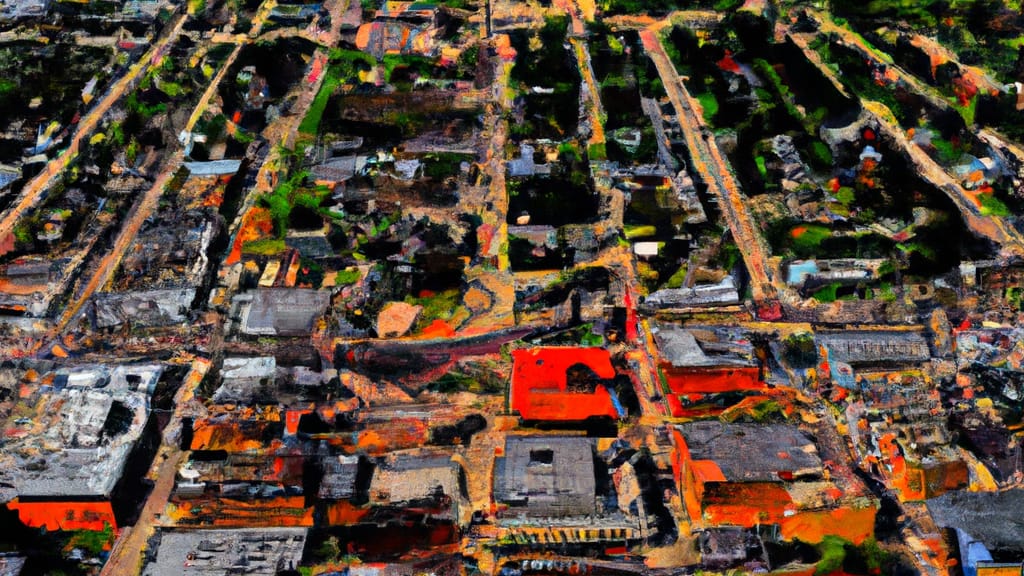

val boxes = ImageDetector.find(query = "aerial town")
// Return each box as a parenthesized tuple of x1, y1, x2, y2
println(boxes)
(0, 0, 1023, 574)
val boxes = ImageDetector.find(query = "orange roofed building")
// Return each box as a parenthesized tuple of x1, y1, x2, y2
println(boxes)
(672, 422, 876, 545)
(510, 347, 625, 422)
(653, 326, 766, 417)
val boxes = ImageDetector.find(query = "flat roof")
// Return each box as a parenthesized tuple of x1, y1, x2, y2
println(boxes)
(494, 436, 596, 518)
(242, 289, 331, 336)
(0, 365, 160, 499)
(818, 331, 930, 365)
(142, 528, 307, 576)
(675, 422, 823, 483)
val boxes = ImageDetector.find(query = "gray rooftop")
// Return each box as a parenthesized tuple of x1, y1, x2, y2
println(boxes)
(318, 455, 361, 500)
(214, 357, 276, 403)
(818, 331, 930, 365)
(643, 277, 739, 310)
(241, 289, 331, 336)
(370, 451, 463, 506)
(142, 528, 307, 576)
(494, 436, 596, 518)
(285, 235, 333, 259)
(0, 365, 160, 499)
(675, 422, 823, 482)
(92, 288, 195, 329)
(653, 328, 712, 367)
(311, 155, 366, 183)
(926, 489, 1024, 555)
(0, 556, 25, 576)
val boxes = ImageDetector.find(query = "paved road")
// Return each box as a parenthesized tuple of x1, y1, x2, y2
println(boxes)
(570, 37, 606, 148)
(184, 44, 243, 134)
(0, 13, 187, 255)
(49, 152, 183, 339)
(640, 28, 779, 305)
(47, 1, 272, 340)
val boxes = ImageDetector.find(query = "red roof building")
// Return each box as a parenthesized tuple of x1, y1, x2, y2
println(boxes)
(510, 347, 622, 421)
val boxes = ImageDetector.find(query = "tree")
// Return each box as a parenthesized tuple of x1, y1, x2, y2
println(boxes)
(783, 332, 817, 368)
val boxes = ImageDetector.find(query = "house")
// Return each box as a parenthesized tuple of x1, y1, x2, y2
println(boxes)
(268, 2, 320, 23)
(0, 164, 20, 191)
(213, 357, 277, 404)
(507, 143, 537, 177)
(0, 556, 25, 576)
(509, 347, 625, 422)
(3, 260, 51, 286)
(672, 421, 876, 544)
(508, 225, 557, 249)
(184, 159, 243, 177)
(356, 20, 435, 58)
(311, 155, 367, 187)
(785, 259, 887, 287)
(642, 276, 740, 310)
(652, 326, 763, 417)
(928, 489, 1024, 576)
(91, 288, 195, 329)
(319, 454, 371, 526)
(859, 145, 883, 164)
(955, 156, 1003, 189)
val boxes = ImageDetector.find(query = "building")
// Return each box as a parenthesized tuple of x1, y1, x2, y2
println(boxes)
(508, 143, 537, 178)
(142, 528, 307, 575)
(0, 556, 25, 576)
(652, 325, 764, 417)
(0, 164, 20, 191)
(91, 288, 196, 329)
(311, 155, 367, 187)
(494, 436, 596, 518)
(3, 261, 51, 286)
(184, 159, 243, 177)
(0, 365, 162, 531)
(319, 454, 371, 526)
(509, 347, 624, 422)
(369, 449, 468, 527)
(213, 356, 277, 404)
(818, 331, 931, 366)
(240, 288, 331, 336)
(493, 435, 645, 546)
(928, 489, 1024, 575)
(642, 276, 740, 311)
(672, 421, 876, 544)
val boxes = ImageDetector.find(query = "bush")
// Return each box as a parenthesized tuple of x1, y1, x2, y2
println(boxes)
(694, 91, 719, 124)
(812, 283, 840, 302)
(241, 238, 286, 255)
(808, 141, 833, 169)
(816, 536, 848, 575)
(335, 268, 361, 285)
(791, 224, 832, 257)
(978, 192, 1011, 217)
